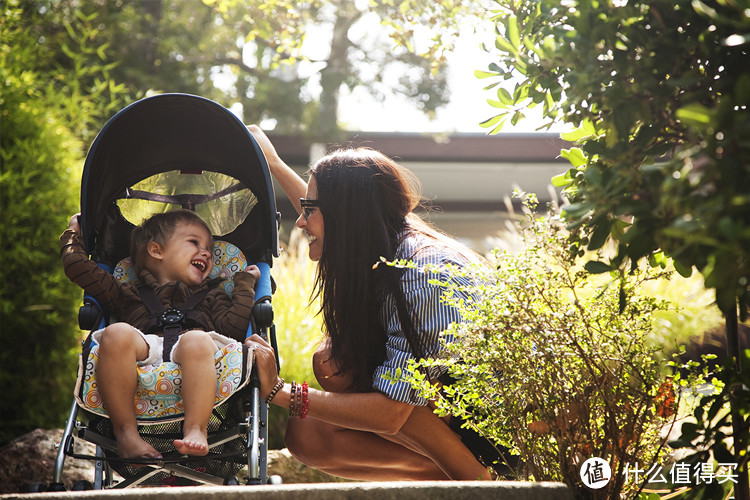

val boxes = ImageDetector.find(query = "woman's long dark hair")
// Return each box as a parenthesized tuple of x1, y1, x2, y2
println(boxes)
(310, 148, 469, 392)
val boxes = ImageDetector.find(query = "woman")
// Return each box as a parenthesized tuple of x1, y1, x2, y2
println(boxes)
(247, 125, 496, 480)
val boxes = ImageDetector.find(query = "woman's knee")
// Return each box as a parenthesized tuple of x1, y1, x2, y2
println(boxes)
(284, 419, 329, 467)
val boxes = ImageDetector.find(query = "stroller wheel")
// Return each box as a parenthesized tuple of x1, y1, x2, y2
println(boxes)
(267, 475, 283, 485)
(46, 482, 67, 492)
(27, 482, 47, 493)
(72, 480, 94, 491)
(223, 476, 241, 485)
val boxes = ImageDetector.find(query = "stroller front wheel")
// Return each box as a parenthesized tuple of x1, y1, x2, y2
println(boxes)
(72, 479, 94, 490)
(27, 482, 48, 493)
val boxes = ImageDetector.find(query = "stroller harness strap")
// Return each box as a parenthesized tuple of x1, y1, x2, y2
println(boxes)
(137, 281, 218, 362)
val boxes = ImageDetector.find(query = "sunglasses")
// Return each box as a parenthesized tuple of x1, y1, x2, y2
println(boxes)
(300, 198, 319, 220)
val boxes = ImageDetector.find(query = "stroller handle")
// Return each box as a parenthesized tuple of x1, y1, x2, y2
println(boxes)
(252, 261, 272, 304)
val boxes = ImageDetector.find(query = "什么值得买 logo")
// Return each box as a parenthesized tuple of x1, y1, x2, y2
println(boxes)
(580, 457, 612, 489)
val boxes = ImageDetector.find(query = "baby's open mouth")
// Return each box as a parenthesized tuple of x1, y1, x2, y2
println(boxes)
(191, 260, 207, 272)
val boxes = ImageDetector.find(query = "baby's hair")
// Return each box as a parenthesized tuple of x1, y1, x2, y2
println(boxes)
(130, 209, 212, 270)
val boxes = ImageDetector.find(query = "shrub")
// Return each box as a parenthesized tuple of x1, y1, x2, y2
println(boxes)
(407, 200, 705, 499)
(0, 2, 125, 444)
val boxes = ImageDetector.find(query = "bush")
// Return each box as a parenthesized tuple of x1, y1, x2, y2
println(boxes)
(0, 2, 125, 444)
(408, 200, 705, 499)
(0, 10, 84, 443)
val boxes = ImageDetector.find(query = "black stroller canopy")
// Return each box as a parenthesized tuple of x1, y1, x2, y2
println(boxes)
(80, 94, 278, 266)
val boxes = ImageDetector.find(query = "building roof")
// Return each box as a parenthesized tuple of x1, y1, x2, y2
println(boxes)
(269, 131, 570, 165)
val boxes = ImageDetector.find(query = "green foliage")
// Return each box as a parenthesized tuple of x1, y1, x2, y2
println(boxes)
(408, 201, 705, 499)
(671, 350, 750, 500)
(480, 0, 750, 317)
(641, 266, 723, 353)
(0, 1, 125, 444)
(481, 3, 750, 493)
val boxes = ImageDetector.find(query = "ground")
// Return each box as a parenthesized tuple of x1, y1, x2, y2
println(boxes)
(0, 428, 346, 493)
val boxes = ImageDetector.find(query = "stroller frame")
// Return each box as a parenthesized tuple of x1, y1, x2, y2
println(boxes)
(52, 305, 276, 488)
(46, 93, 281, 490)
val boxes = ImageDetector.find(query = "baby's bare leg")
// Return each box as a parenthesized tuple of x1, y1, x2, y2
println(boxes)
(96, 323, 162, 459)
(171, 330, 218, 456)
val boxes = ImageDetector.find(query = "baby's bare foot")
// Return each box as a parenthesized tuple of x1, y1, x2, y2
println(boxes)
(174, 429, 208, 456)
(116, 432, 162, 460)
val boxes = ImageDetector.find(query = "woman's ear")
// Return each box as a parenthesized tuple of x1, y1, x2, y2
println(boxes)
(147, 241, 163, 260)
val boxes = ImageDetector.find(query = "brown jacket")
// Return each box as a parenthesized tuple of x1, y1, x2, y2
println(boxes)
(60, 229, 257, 341)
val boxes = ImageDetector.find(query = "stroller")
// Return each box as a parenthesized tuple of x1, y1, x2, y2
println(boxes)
(44, 94, 281, 490)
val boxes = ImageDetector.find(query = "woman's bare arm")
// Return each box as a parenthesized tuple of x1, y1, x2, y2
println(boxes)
(247, 125, 308, 215)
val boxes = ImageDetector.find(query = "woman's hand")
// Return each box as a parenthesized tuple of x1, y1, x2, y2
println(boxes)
(68, 213, 81, 234)
(247, 124, 308, 211)
(247, 125, 282, 175)
(244, 334, 280, 400)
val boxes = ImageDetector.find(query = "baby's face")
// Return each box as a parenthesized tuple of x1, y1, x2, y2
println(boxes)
(154, 222, 213, 286)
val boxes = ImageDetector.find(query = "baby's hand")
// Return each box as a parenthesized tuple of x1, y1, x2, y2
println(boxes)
(243, 265, 261, 281)
(68, 213, 81, 234)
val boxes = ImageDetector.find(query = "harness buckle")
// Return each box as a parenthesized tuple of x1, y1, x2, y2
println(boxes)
(159, 308, 185, 326)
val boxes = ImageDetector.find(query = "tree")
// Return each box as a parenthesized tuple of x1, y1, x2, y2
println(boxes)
(24, 0, 234, 105)
(0, 1, 126, 444)
(28, 1, 479, 138)
(478, 0, 749, 496)
(207, 0, 483, 138)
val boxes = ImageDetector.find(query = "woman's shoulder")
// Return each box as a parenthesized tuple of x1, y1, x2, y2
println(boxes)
(397, 229, 478, 269)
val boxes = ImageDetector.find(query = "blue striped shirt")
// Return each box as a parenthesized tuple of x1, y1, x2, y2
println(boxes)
(372, 232, 477, 406)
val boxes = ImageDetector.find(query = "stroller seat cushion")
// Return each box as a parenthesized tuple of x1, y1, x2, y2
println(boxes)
(113, 240, 247, 297)
(75, 336, 250, 422)
(77, 240, 252, 422)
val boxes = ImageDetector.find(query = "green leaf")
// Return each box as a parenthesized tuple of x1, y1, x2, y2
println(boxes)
(551, 171, 573, 188)
(713, 443, 736, 463)
(681, 421, 700, 439)
(479, 114, 506, 129)
(584, 260, 612, 274)
(676, 103, 713, 126)
(692, 0, 719, 20)
(673, 260, 693, 278)
(506, 15, 521, 49)
(487, 99, 509, 109)
(561, 127, 591, 143)
(496, 87, 513, 105)
(511, 110, 525, 125)
(588, 221, 611, 251)
(495, 34, 515, 55)
(475, 69, 500, 79)
(488, 117, 508, 135)
(560, 147, 588, 168)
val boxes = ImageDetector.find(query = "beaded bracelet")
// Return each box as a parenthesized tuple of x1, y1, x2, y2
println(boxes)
(300, 381, 309, 420)
(265, 377, 284, 406)
(288, 380, 309, 418)
(289, 381, 298, 416)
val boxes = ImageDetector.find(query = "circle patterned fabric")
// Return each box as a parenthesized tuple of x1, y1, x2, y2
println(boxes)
(76, 341, 247, 422)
